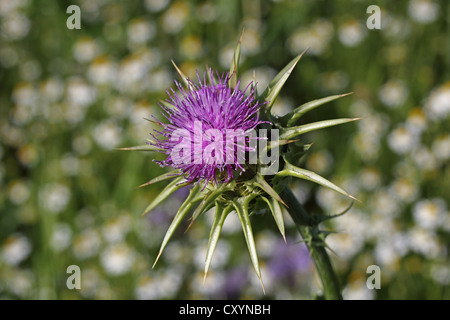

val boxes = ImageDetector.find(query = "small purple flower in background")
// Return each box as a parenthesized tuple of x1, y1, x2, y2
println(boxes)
(268, 239, 312, 283)
(146, 187, 190, 227)
(151, 71, 265, 186)
(222, 266, 249, 299)
(173, 185, 190, 200)
(146, 208, 171, 227)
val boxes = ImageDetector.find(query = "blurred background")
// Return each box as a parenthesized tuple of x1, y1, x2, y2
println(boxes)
(0, 0, 449, 300)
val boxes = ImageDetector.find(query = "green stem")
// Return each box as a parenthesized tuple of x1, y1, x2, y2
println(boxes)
(282, 187, 343, 300)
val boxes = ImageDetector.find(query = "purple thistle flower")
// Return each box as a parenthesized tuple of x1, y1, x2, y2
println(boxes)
(122, 42, 357, 295)
(151, 71, 265, 186)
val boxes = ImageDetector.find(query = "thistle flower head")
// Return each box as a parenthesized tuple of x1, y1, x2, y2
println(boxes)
(152, 71, 265, 186)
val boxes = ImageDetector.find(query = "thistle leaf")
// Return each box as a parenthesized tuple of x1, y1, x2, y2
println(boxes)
(137, 170, 181, 188)
(152, 185, 202, 268)
(276, 162, 359, 201)
(116, 145, 161, 151)
(141, 176, 187, 216)
(261, 196, 285, 242)
(283, 93, 353, 126)
(254, 173, 287, 207)
(280, 118, 361, 140)
(261, 49, 308, 111)
(228, 30, 244, 89)
(204, 203, 233, 282)
(232, 196, 264, 293)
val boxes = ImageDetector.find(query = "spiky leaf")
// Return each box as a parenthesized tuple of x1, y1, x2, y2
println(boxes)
(232, 195, 264, 292)
(204, 203, 233, 281)
(280, 118, 361, 140)
(152, 185, 202, 267)
(138, 170, 181, 188)
(117, 145, 161, 151)
(189, 184, 230, 223)
(171, 60, 191, 89)
(141, 176, 187, 216)
(261, 49, 308, 111)
(254, 173, 287, 207)
(283, 93, 353, 126)
(261, 196, 285, 241)
(277, 161, 358, 201)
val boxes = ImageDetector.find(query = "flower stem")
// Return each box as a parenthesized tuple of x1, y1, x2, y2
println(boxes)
(282, 187, 343, 300)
